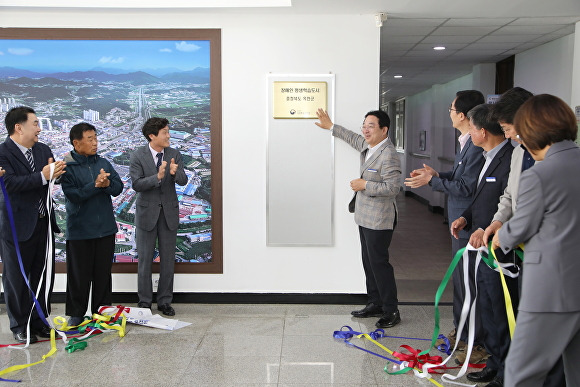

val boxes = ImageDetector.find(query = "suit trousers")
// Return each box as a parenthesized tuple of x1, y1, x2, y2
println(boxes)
(505, 310, 580, 387)
(358, 226, 398, 314)
(477, 259, 519, 377)
(516, 265, 566, 387)
(136, 208, 176, 306)
(452, 239, 484, 344)
(65, 234, 115, 317)
(1, 216, 54, 333)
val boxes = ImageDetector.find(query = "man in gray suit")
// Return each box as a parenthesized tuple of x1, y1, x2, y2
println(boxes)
(492, 95, 580, 387)
(315, 108, 402, 328)
(130, 117, 188, 316)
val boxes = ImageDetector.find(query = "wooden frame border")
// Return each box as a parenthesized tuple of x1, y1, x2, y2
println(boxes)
(0, 28, 223, 274)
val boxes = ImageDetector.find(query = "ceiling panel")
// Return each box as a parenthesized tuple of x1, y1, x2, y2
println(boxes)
(442, 18, 516, 27)
(380, 6, 580, 102)
(493, 24, 569, 34)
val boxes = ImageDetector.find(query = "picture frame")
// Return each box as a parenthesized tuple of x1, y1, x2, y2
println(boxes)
(0, 28, 223, 274)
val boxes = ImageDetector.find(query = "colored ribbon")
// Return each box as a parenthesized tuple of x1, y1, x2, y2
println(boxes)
(489, 243, 520, 338)
(0, 327, 57, 382)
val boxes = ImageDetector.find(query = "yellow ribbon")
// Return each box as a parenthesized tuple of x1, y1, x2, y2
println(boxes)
(490, 247, 517, 338)
(0, 329, 57, 378)
(356, 333, 445, 387)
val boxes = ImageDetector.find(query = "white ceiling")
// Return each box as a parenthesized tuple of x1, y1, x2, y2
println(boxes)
(2, 0, 580, 102)
(379, 15, 578, 101)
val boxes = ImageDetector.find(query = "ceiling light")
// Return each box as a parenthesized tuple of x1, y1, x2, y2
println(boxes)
(433, 46, 446, 50)
(394, 75, 403, 78)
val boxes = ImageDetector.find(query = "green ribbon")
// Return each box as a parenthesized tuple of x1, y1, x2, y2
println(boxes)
(418, 243, 524, 359)
(65, 338, 88, 353)
(418, 246, 465, 358)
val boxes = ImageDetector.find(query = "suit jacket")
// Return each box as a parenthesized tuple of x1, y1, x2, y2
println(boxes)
(130, 145, 188, 231)
(0, 137, 59, 241)
(499, 140, 580, 313)
(461, 140, 513, 232)
(332, 125, 401, 230)
(492, 144, 524, 224)
(431, 137, 484, 239)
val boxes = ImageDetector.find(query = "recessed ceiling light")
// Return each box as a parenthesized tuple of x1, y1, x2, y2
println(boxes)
(433, 46, 446, 50)
(394, 75, 403, 79)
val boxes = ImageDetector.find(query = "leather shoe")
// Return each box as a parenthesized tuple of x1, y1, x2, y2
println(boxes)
(351, 303, 383, 318)
(466, 367, 498, 383)
(157, 303, 175, 316)
(33, 326, 52, 338)
(137, 302, 151, 309)
(485, 376, 504, 387)
(375, 310, 401, 328)
(13, 331, 38, 344)
(68, 316, 85, 327)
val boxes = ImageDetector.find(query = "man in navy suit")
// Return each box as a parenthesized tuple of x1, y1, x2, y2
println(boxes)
(0, 106, 66, 343)
(405, 90, 485, 358)
(451, 104, 517, 387)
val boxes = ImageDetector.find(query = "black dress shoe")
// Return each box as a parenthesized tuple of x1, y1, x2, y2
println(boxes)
(13, 331, 38, 344)
(485, 376, 504, 387)
(137, 302, 151, 309)
(68, 316, 85, 327)
(375, 310, 401, 328)
(466, 367, 498, 383)
(157, 304, 175, 316)
(33, 326, 52, 338)
(351, 303, 383, 318)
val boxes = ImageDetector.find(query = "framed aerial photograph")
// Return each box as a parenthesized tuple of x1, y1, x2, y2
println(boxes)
(0, 28, 222, 274)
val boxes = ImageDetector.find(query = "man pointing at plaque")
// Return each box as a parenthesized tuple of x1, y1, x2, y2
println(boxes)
(315, 108, 402, 328)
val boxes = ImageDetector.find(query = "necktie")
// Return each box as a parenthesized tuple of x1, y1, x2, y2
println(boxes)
(26, 149, 46, 216)
(25, 148, 35, 170)
(521, 147, 535, 172)
(156, 153, 163, 169)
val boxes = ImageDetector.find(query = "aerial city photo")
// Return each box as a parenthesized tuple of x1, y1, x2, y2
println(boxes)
(0, 39, 213, 264)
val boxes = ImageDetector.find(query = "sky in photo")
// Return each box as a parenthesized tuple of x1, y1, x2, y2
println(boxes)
(0, 39, 210, 73)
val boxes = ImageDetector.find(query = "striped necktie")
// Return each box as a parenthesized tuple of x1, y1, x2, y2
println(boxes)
(26, 149, 46, 216)
(156, 153, 163, 169)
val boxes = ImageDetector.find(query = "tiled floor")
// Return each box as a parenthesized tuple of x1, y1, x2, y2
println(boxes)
(0, 195, 480, 385)
(0, 303, 482, 386)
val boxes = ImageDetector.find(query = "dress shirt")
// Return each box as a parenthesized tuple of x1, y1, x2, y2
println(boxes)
(478, 139, 508, 184)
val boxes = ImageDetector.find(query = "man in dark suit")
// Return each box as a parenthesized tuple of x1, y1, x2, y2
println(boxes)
(405, 90, 486, 358)
(0, 106, 66, 343)
(130, 117, 187, 316)
(451, 104, 516, 387)
(315, 108, 402, 329)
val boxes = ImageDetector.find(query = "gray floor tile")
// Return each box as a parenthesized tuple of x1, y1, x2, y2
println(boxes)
(0, 196, 465, 385)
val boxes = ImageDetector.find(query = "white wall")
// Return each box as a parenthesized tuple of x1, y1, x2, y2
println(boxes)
(403, 74, 474, 208)
(572, 22, 580, 110)
(1, 9, 380, 293)
(515, 34, 575, 104)
(403, 32, 578, 209)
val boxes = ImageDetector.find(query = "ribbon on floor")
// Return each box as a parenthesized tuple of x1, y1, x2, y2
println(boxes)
(0, 327, 58, 382)
(0, 307, 127, 381)
(334, 326, 477, 386)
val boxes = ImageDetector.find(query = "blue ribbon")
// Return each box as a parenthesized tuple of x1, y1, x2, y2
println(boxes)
(333, 326, 401, 363)
(0, 177, 51, 328)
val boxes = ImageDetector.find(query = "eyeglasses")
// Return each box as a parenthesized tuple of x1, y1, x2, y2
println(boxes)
(500, 125, 513, 133)
(360, 124, 378, 131)
(448, 106, 459, 113)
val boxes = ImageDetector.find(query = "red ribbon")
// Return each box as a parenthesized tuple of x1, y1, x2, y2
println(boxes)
(392, 345, 484, 373)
